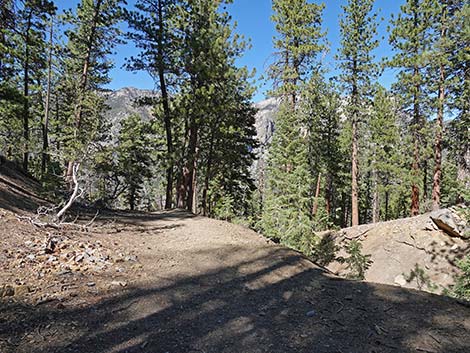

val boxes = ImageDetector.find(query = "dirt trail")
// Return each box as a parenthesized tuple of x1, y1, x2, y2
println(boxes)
(1, 210, 470, 353)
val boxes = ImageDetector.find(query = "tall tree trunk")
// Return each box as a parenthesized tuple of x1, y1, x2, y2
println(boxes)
(411, 65, 421, 216)
(186, 120, 198, 213)
(410, 8, 421, 217)
(432, 6, 447, 211)
(41, 16, 53, 178)
(202, 126, 219, 216)
(372, 167, 379, 223)
(351, 75, 359, 226)
(324, 174, 331, 217)
(312, 172, 321, 217)
(384, 189, 389, 221)
(156, 0, 174, 209)
(22, 12, 32, 173)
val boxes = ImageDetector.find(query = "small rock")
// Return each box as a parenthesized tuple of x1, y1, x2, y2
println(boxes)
(394, 274, 407, 286)
(306, 310, 316, 317)
(110, 281, 127, 287)
(283, 291, 293, 300)
(86, 282, 95, 287)
(124, 255, 137, 262)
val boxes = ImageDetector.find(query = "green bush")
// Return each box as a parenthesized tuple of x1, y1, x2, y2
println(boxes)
(344, 241, 372, 280)
(449, 256, 470, 300)
(404, 264, 437, 292)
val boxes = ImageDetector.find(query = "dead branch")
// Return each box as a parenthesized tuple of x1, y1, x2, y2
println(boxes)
(56, 163, 80, 220)
(15, 214, 59, 229)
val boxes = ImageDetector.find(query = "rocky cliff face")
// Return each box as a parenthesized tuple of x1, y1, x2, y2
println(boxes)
(104, 87, 279, 161)
(103, 87, 155, 138)
(253, 97, 278, 147)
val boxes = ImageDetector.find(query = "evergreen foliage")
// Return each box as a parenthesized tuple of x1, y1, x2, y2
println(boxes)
(116, 114, 154, 210)
(260, 0, 327, 250)
(388, 0, 437, 216)
(337, 0, 379, 226)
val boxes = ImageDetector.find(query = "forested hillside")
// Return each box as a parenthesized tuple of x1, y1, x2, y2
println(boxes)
(0, 1, 468, 258)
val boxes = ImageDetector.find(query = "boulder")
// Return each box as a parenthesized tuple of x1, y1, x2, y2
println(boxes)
(430, 208, 469, 239)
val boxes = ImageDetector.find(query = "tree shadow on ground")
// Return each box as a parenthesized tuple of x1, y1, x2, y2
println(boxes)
(93, 209, 196, 226)
(1, 246, 469, 353)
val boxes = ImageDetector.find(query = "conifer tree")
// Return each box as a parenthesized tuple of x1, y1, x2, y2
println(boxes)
(388, 0, 436, 216)
(16, 0, 56, 172)
(125, 0, 180, 209)
(261, 0, 326, 248)
(269, 0, 326, 105)
(302, 77, 343, 228)
(61, 0, 124, 186)
(174, 0, 256, 213)
(0, 0, 24, 160)
(368, 86, 408, 221)
(116, 114, 153, 210)
(337, 0, 378, 226)
(446, 2, 469, 200)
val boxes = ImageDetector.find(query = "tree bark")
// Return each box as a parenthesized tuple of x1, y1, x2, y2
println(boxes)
(410, 63, 421, 216)
(410, 10, 421, 217)
(186, 120, 198, 213)
(41, 16, 53, 178)
(432, 6, 447, 211)
(351, 66, 359, 226)
(22, 11, 32, 173)
(312, 172, 321, 217)
(156, 0, 174, 209)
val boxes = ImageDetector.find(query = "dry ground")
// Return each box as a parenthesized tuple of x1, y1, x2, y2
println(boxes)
(1, 208, 470, 353)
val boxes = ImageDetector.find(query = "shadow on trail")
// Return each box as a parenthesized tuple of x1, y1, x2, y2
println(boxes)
(1, 246, 469, 353)
(93, 208, 196, 226)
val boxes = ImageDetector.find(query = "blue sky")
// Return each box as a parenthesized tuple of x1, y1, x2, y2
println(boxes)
(57, 0, 405, 102)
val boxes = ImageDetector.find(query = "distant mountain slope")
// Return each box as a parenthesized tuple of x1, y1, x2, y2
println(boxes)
(103, 87, 155, 137)
(104, 88, 279, 176)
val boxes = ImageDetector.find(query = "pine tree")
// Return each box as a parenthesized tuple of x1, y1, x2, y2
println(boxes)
(261, 0, 326, 247)
(61, 0, 124, 187)
(447, 2, 469, 200)
(125, 0, 180, 209)
(269, 0, 326, 105)
(16, 0, 56, 173)
(116, 114, 153, 210)
(388, 0, 437, 216)
(199, 66, 258, 218)
(368, 86, 408, 221)
(337, 0, 379, 226)
(173, 0, 257, 213)
(302, 76, 343, 228)
(261, 103, 313, 247)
